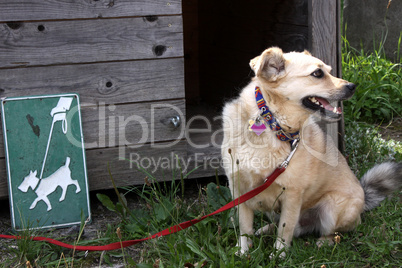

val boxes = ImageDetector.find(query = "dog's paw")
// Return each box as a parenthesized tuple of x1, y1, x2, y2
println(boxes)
(269, 250, 286, 259)
(255, 223, 275, 236)
(316, 235, 335, 248)
(235, 244, 252, 256)
(270, 238, 287, 259)
(235, 237, 252, 256)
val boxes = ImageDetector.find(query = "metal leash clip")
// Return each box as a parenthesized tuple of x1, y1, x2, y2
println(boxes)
(279, 138, 300, 169)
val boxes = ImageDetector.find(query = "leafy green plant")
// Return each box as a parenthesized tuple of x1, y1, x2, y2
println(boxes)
(342, 35, 402, 124)
(344, 122, 402, 177)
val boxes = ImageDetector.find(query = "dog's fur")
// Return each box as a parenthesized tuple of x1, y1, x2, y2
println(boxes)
(221, 47, 402, 256)
(18, 157, 81, 211)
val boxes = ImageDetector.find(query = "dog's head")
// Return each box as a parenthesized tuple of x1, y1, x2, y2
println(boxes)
(18, 170, 39, 192)
(250, 47, 355, 122)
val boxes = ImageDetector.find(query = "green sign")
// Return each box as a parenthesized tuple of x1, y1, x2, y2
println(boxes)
(1, 94, 91, 230)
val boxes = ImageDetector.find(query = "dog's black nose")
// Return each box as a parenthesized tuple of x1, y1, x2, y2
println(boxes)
(346, 83, 356, 92)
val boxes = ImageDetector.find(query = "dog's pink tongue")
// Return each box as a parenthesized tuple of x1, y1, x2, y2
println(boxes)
(315, 97, 341, 113)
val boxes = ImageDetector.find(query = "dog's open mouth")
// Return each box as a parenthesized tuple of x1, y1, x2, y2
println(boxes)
(302, 96, 342, 120)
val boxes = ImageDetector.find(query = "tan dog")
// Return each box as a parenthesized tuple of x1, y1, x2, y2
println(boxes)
(221, 47, 401, 257)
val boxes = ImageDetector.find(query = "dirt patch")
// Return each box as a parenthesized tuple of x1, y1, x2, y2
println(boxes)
(377, 117, 402, 142)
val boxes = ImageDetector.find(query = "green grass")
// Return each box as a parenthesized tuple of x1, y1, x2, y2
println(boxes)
(93, 170, 400, 268)
(93, 142, 401, 268)
(3, 164, 399, 267)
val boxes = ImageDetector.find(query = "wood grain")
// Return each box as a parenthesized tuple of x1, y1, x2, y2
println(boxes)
(0, 0, 182, 21)
(186, 104, 224, 178)
(0, 58, 184, 104)
(81, 99, 186, 150)
(308, 0, 341, 149)
(0, 16, 183, 68)
(308, 0, 338, 73)
(86, 140, 187, 191)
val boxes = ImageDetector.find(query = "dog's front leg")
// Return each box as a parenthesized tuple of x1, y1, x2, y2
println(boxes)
(237, 203, 254, 254)
(272, 192, 302, 258)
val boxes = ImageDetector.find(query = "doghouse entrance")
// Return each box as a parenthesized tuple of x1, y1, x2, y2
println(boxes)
(183, 0, 310, 178)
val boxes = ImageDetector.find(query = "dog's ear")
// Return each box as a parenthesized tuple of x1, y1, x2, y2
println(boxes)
(303, 50, 312, 56)
(33, 170, 37, 176)
(249, 47, 285, 81)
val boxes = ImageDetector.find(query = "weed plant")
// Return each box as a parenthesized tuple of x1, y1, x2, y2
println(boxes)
(341, 34, 401, 124)
(344, 123, 402, 178)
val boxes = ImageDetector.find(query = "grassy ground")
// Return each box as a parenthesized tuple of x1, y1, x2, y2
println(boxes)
(93, 176, 401, 268)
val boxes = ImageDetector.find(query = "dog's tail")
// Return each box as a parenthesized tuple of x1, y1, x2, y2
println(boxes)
(360, 162, 402, 211)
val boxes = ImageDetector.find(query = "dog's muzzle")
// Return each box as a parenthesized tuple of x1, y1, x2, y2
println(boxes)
(301, 83, 356, 121)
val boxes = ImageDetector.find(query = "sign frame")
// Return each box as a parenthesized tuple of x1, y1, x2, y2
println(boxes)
(1, 93, 91, 231)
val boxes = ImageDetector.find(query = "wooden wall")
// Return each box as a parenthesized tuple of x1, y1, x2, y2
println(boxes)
(0, 0, 185, 197)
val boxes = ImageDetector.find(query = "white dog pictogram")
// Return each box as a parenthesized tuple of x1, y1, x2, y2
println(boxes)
(18, 157, 81, 211)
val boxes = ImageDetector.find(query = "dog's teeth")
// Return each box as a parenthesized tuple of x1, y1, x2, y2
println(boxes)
(309, 97, 320, 105)
(332, 107, 341, 114)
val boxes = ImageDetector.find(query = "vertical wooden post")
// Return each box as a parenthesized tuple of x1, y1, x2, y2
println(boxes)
(308, 0, 344, 152)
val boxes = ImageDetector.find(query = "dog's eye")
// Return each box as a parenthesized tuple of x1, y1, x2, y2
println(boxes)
(311, 69, 324, 78)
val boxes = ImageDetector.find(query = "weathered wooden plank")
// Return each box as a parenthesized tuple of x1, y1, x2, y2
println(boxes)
(86, 140, 187, 191)
(0, 0, 182, 22)
(0, 58, 184, 104)
(0, 99, 186, 157)
(308, 0, 341, 149)
(308, 0, 338, 72)
(0, 140, 187, 198)
(81, 99, 186, 150)
(0, 160, 10, 198)
(186, 104, 224, 178)
(0, 16, 183, 68)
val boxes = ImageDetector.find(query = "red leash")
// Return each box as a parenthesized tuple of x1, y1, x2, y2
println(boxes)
(0, 167, 286, 251)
